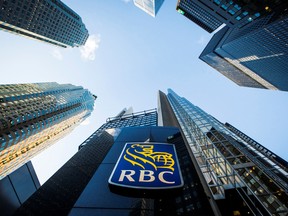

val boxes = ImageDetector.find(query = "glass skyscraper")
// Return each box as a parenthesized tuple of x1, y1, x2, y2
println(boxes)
(176, 0, 288, 91)
(15, 89, 287, 216)
(167, 89, 288, 215)
(200, 11, 288, 91)
(0, 82, 96, 179)
(133, 0, 165, 17)
(0, 0, 89, 48)
(176, 0, 285, 33)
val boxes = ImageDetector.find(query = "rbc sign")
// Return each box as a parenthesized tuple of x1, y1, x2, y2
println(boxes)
(109, 143, 183, 189)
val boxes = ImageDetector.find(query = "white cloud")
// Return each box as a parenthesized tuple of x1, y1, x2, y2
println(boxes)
(122, 0, 132, 3)
(80, 34, 101, 61)
(196, 36, 207, 45)
(51, 48, 63, 60)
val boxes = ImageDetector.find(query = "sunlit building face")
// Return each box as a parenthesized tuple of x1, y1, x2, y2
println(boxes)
(0, 82, 95, 179)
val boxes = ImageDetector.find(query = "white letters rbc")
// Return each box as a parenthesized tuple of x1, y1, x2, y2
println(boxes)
(119, 170, 175, 184)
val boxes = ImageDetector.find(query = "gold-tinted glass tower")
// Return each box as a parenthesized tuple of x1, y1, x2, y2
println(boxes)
(0, 82, 96, 179)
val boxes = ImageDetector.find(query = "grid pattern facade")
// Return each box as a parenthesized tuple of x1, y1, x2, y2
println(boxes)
(15, 131, 115, 216)
(133, 0, 165, 17)
(200, 8, 288, 91)
(176, 0, 266, 33)
(177, 0, 223, 33)
(215, 15, 288, 91)
(0, 82, 95, 179)
(199, 26, 268, 89)
(158, 132, 214, 215)
(79, 109, 157, 149)
(225, 122, 288, 174)
(0, 0, 89, 48)
(223, 13, 274, 43)
(167, 89, 288, 215)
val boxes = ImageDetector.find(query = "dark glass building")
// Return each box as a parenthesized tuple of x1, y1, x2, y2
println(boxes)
(0, 0, 89, 48)
(176, 1, 288, 91)
(15, 107, 214, 215)
(0, 82, 96, 179)
(167, 89, 288, 215)
(200, 11, 288, 91)
(0, 161, 40, 216)
(176, 0, 285, 33)
(15, 89, 288, 215)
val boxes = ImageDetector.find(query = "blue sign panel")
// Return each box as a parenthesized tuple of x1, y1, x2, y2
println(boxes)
(109, 142, 183, 189)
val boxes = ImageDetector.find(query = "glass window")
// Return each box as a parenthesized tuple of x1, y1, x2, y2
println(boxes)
(234, 4, 241, 10)
(243, 11, 248, 16)
(221, 4, 228, 10)
(228, 9, 235, 15)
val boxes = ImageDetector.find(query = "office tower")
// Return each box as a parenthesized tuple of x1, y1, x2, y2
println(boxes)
(0, 0, 89, 48)
(16, 107, 214, 215)
(167, 89, 288, 215)
(200, 11, 288, 91)
(133, 0, 165, 17)
(177, 0, 288, 90)
(0, 161, 40, 216)
(176, 0, 283, 33)
(16, 89, 288, 216)
(0, 82, 96, 179)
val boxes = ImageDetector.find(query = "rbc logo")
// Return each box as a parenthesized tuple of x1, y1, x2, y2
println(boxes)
(109, 143, 183, 189)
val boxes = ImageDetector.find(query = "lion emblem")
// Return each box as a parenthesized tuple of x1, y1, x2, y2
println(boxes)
(123, 144, 175, 171)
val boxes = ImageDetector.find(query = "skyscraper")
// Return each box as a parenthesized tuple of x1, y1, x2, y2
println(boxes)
(16, 107, 214, 215)
(199, 11, 288, 91)
(133, 0, 165, 17)
(175, 1, 288, 91)
(176, 0, 282, 33)
(167, 89, 288, 215)
(15, 89, 287, 216)
(0, 0, 89, 48)
(199, 26, 270, 89)
(0, 82, 96, 179)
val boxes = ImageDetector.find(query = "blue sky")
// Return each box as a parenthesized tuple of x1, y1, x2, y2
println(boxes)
(1, 0, 287, 184)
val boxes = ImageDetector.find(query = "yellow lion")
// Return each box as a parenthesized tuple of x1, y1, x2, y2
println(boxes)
(123, 144, 175, 171)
